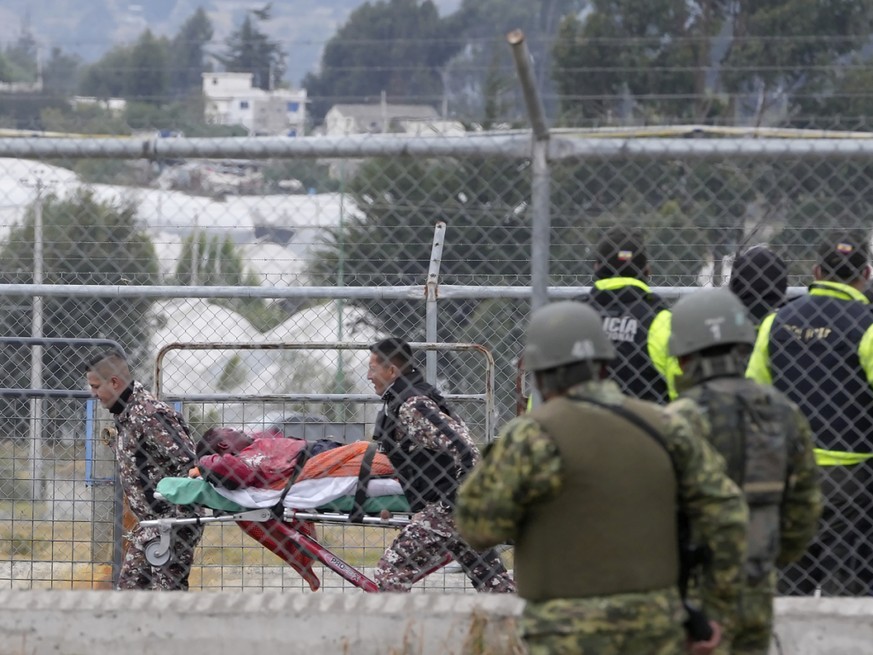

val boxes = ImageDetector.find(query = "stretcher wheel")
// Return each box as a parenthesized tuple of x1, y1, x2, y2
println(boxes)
(144, 538, 171, 566)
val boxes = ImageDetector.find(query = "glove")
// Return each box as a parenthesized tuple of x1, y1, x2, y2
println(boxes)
(686, 620, 722, 655)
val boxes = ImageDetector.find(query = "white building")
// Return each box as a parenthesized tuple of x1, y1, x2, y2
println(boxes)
(70, 96, 127, 116)
(323, 103, 465, 137)
(202, 72, 307, 136)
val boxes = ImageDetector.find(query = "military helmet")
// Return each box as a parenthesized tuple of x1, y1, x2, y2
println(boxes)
(524, 301, 615, 372)
(669, 288, 756, 357)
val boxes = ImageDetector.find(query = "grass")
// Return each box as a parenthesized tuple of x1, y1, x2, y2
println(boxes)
(1, 498, 404, 590)
(0, 441, 513, 590)
(196, 521, 397, 568)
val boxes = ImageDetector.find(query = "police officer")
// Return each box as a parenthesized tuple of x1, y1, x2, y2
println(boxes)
(669, 288, 821, 654)
(728, 245, 789, 329)
(85, 350, 203, 590)
(456, 301, 747, 655)
(367, 337, 515, 593)
(581, 226, 680, 403)
(747, 233, 873, 595)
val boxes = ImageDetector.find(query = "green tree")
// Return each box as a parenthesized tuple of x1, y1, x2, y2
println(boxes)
(42, 47, 82, 97)
(792, 57, 873, 130)
(551, 0, 873, 127)
(79, 45, 133, 98)
(0, 93, 68, 131)
(303, 0, 461, 124)
(0, 52, 14, 83)
(725, 1, 873, 126)
(443, 0, 582, 123)
(126, 30, 171, 104)
(40, 104, 131, 136)
(0, 189, 159, 440)
(763, 160, 873, 279)
(169, 8, 214, 98)
(218, 5, 286, 91)
(78, 9, 216, 104)
(175, 232, 286, 332)
(551, 0, 720, 125)
(4, 27, 38, 83)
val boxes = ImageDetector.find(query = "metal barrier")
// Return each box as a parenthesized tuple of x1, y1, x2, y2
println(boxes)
(0, 337, 126, 589)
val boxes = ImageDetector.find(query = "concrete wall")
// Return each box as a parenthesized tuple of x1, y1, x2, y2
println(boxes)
(0, 591, 870, 655)
(770, 597, 873, 655)
(0, 591, 525, 655)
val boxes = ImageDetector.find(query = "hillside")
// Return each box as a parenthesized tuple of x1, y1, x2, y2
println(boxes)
(0, 0, 462, 87)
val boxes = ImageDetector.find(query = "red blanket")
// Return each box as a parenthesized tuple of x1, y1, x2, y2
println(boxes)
(198, 438, 395, 490)
(199, 436, 308, 490)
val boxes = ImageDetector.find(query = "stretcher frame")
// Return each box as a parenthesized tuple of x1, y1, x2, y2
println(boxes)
(148, 340, 493, 591)
(140, 504, 453, 592)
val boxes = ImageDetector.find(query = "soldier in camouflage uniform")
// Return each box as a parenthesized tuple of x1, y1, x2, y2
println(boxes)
(367, 337, 515, 593)
(456, 301, 747, 655)
(668, 288, 822, 654)
(86, 350, 203, 590)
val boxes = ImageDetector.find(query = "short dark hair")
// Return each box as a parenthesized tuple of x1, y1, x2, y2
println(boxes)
(85, 349, 130, 380)
(595, 226, 648, 279)
(818, 232, 869, 282)
(196, 427, 254, 459)
(369, 337, 414, 373)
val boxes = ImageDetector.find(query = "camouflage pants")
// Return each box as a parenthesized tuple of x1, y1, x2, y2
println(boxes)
(117, 523, 204, 590)
(729, 574, 776, 655)
(521, 588, 686, 655)
(375, 501, 516, 592)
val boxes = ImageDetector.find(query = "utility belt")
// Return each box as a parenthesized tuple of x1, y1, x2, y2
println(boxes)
(814, 449, 873, 466)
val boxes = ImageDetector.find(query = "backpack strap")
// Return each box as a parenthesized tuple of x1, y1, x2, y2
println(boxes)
(275, 442, 314, 515)
(577, 395, 677, 477)
(349, 442, 379, 523)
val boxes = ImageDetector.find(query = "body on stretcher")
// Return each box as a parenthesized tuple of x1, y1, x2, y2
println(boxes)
(140, 475, 454, 592)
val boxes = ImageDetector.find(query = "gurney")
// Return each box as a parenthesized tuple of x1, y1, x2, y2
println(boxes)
(139, 442, 452, 592)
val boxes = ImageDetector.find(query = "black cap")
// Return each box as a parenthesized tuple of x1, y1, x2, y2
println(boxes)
(369, 337, 414, 372)
(729, 245, 788, 324)
(818, 233, 869, 282)
(595, 226, 648, 279)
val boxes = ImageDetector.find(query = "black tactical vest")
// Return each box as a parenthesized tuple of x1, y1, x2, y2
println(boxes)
(682, 377, 792, 581)
(373, 371, 475, 512)
(769, 291, 873, 454)
(583, 284, 670, 403)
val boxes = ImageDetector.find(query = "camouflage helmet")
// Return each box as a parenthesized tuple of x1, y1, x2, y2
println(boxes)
(669, 288, 756, 357)
(524, 301, 615, 372)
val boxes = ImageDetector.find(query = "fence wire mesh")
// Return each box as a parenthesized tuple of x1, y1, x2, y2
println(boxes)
(0, 131, 869, 595)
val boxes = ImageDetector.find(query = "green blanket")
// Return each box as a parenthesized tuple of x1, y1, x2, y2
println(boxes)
(158, 477, 245, 512)
(156, 477, 411, 514)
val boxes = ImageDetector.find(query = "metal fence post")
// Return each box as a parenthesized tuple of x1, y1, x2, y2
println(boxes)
(425, 222, 447, 385)
(508, 29, 551, 312)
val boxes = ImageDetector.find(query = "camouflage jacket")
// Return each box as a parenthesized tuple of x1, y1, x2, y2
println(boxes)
(374, 374, 480, 509)
(456, 379, 747, 627)
(670, 377, 822, 572)
(110, 381, 198, 522)
(396, 395, 481, 471)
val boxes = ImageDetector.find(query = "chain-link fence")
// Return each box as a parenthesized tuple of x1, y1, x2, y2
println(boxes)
(1, 125, 872, 594)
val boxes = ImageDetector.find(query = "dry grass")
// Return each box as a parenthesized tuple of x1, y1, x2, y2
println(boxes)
(195, 521, 397, 568)
(1, 440, 480, 590)
(1, 499, 404, 589)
